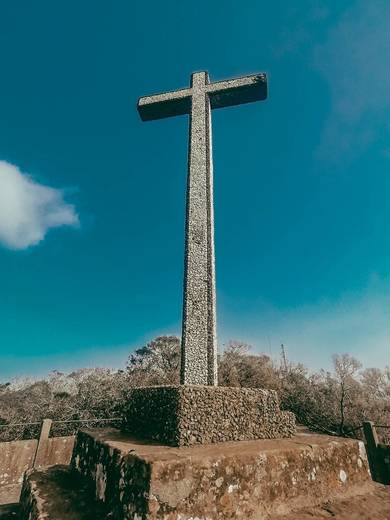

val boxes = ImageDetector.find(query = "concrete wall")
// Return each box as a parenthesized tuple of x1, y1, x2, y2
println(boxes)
(377, 443, 390, 485)
(34, 436, 75, 469)
(0, 440, 37, 487)
(363, 422, 390, 485)
(0, 436, 75, 505)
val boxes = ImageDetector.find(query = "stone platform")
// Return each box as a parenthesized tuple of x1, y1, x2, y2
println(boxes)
(68, 428, 372, 519)
(122, 385, 295, 446)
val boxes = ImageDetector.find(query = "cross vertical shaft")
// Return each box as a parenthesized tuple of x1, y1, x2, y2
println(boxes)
(137, 70, 267, 386)
(181, 72, 217, 385)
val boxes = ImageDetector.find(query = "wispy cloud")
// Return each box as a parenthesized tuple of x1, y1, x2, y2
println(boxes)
(272, 1, 390, 162)
(313, 1, 390, 162)
(0, 161, 79, 250)
(220, 274, 390, 371)
(270, 3, 330, 58)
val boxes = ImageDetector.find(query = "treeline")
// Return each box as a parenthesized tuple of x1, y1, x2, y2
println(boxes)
(0, 336, 389, 442)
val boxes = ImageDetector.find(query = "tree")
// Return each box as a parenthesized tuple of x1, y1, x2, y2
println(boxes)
(332, 354, 362, 435)
(0, 368, 128, 441)
(361, 367, 390, 400)
(48, 370, 78, 397)
(218, 341, 280, 389)
(126, 336, 180, 386)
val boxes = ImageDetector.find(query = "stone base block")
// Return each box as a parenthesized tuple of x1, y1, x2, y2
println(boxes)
(122, 385, 295, 446)
(72, 428, 372, 519)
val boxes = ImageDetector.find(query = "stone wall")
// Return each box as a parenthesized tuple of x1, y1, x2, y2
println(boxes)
(72, 430, 151, 518)
(122, 385, 295, 446)
(0, 436, 75, 505)
(0, 440, 37, 489)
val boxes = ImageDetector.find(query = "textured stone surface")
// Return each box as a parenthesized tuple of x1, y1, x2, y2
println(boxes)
(122, 385, 295, 446)
(19, 465, 105, 520)
(71, 428, 373, 519)
(181, 71, 217, 387)
(138, 71, 267, 386)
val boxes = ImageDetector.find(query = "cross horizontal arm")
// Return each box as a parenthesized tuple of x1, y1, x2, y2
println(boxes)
(138, 87, 192, 121)
(207, 73, 267, 110)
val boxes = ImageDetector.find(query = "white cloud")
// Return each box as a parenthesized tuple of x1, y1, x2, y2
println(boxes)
(0, 160, 79, 250)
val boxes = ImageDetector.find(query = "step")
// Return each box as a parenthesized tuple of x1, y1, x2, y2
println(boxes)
(19, 465, 105, 520)
(70, 427, 373, 519)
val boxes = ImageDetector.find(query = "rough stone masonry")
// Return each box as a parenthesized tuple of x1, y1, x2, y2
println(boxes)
(67, 428, 372, 519)
(138, 71, 267, 386)
(123, 385, 295, 446)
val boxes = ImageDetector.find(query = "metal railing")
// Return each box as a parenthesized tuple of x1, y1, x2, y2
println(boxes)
(0, 417, 123, 443)
(0, 417, 122, 428)
(345, 422, 390, 439)
(0, 417, 124, 468)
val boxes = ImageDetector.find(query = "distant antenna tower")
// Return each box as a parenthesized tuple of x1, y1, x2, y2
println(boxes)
(267, 334, 272, 357)
(281, 343, 288, 372)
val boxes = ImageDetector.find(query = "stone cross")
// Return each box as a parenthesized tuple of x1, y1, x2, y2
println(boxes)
(138, 71, 267, 386)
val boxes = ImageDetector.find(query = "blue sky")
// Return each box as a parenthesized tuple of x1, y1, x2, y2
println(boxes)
(1, 0, 390, 380)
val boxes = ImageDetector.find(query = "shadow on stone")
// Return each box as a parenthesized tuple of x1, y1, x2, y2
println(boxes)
(0, 504, 19, 520)
(19, 465, 105, 520)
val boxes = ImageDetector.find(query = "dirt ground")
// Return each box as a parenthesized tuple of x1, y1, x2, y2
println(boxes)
(276, 484, 390, 519)
(1, 487, 390, 519)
